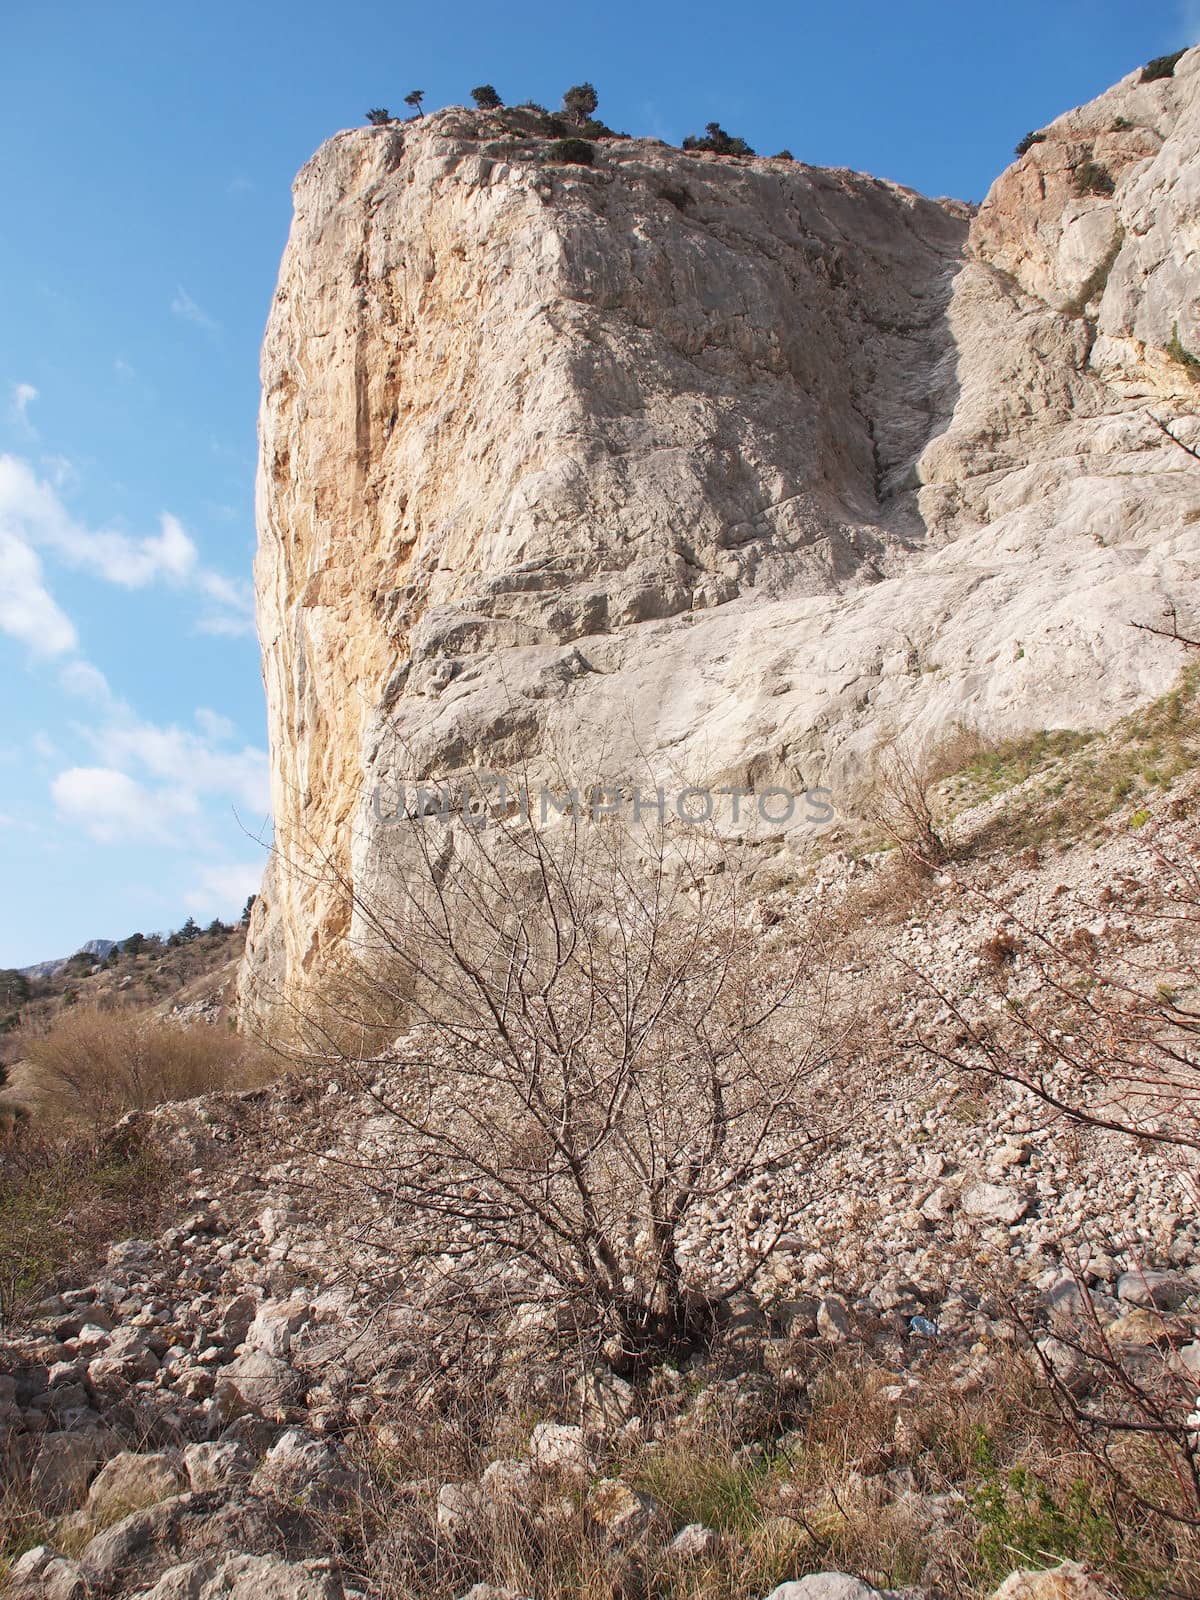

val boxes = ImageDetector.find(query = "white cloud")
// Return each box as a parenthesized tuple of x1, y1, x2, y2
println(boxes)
(40, 454, 77, 491)
(32, 732, 58, 760)
(195, 707, 236, 742)
(60, 659, 114, 704)
(184, 860, 263, 918)
(10, 383, 38, 433)
(0, 529, 77, 655)
(50, 665, 270, 860)
(171, 286, 219, 333)
(0, 453, 252, 632)
(114, 357, 136, 380)
(50, 695, 268, 861)
(51, 766, 196, 844)
(92, 716, 269, 813)
(195, 611, 256, 639)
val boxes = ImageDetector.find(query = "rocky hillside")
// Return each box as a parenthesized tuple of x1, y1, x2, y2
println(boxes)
(1, 926, 246, 1081)
(5, 735, 1199, 1597)
(243, 52, 1200, 1020)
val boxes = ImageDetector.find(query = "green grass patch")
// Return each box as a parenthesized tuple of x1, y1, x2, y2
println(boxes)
(971, 1461, 1169, 1597)
(634, 1441, 777, 1538)
(950, 728, 1096, 801)
(1167, 321, 1200, 381)
(939, 665, 1199, 854)
(0, 1134, 168, 1326)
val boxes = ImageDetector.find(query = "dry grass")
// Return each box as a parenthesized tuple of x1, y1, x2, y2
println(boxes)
(14, 1005, 275, 1129)
(0, 925, 247, 1077)
(0, 1005, 277, 1326)
(306, 1337, 1200, 1600)
(0, 1125, 170, 1326)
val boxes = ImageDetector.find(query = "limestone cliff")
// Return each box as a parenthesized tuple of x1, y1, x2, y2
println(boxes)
(243, 57, 1200, 1016)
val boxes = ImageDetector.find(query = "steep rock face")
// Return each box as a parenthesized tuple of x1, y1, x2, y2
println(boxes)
(243, 60, 1200, 1017)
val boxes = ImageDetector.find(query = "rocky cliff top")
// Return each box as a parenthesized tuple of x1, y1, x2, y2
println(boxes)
(243, 52, 1200, 1020)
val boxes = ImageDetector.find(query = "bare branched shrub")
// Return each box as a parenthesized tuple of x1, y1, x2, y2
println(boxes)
(869, 729, 984, 872)
(18, 1007, 272, 1129)
(914, 805, 1200, 1530)
(1012, 1281, 1200, 1539)
(290, 805, 854, 1364)
(918, 815, 1200, 1167)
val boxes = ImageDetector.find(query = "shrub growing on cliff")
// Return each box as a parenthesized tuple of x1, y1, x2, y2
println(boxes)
(561, 81, 599, 125)
(546, 137, 594, 166)
(1014, 129, 1047, 157)
(1167, 320, 1200, 380)
(869, 734, 974, 870)
(404, 89, 425, 117)
(470, 84, 503, 109)
(365, 107, 393, 126)
(1141, 48, 1187, 83)
(682, 121, 755, 156)
(1073, 157, 1115, 197)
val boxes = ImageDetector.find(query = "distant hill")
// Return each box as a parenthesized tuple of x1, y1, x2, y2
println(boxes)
(20, 939, 117, 981)
(1, 924, 248, 1071)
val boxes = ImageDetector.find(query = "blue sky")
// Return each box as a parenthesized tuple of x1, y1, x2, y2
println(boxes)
(0, 1, 1191, 967)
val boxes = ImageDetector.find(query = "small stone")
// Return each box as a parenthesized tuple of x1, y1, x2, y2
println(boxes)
(479, 1458, 535, 1506)
(1115, 1270, 1196, 1312)
(106, 1239, 155, 1267)
(1104, 1309, 1193, 1348)
(586, 1478, 663, 1546)
(1033, 1338, 1091, 1396)
(456, 1587, 533, 1600)
(23, 1430, 107, 1511)
(246, 1298, 309, 1358)
(960, 1183, 1029, 1226)
(216, 1293, 258, 1346)
(85, 1452, 184, 1522)
(529, 1421, 594, 1479)
(182, 1440, 252, 1491)
(668, 1523, 720, 1559)
(437, 1481, 482, 1537)
(578, 1370, 638, 1431)
(987, 1559, 1112, 1599)
(216, 1348, 300, 1419)
(251, 1429, 357, 1508)
(765, 1577, 883, 1600)
(138, 1553, 345, 1599)
(777, 1296, 819, 1338)
(817, 1296, 851, 1341)
(6, 1544, 87, 1600)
